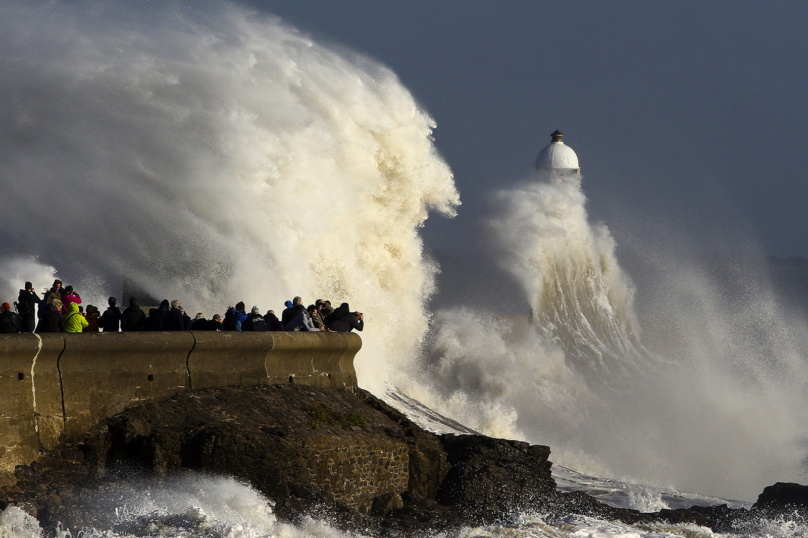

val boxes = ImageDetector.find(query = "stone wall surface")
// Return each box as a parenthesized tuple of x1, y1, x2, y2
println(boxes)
(59, 332, 195, 439)
(268, 331, 360, 387)
(0, 331, 361, 482)
(300, 432, 409, 511)
(188, 331, 360, 389)
(31, 335, 67, 453)
(188, 331, 274, 390)
(0, 335, 41, 485)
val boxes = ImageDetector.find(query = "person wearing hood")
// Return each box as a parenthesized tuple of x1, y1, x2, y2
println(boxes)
(324, 303, 364, 333)
(286, 305, 324, 332)
(280, 300, 293, 328)
(17, 282, 40, 333)
(281, 297, 306, 329)
(263, 310, 284, 331)
(0, 303, 20, 333)
(121, 297, 146, 331)
(63, 302, 89, 333)
(225, 302, 249, 331)
(243, 306, 268, 331)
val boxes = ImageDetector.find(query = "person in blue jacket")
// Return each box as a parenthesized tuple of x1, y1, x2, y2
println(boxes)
(225, 302, 249, 330)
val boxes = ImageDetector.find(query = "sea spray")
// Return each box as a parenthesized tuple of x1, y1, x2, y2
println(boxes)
(0, 259, 58, 306)
(0, 0, 459, 394)
(418, 177, 643, 475)
(23, 474, 366, 538)
(489, 178, 647, 380)
(0, 507, 43, 538)
(424, 173, 808, 501)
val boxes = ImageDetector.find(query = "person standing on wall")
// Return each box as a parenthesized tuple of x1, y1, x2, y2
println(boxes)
(224, 302, 249, 331)
(17, 281, 39, 333)
(0, 303, 20, 333)
(120, 297, 146, 331)
(63, 302, 89, 333)
(324, 303, 364, 333)
(36, 303, 64, 333)
(45, 280, 63, 313)
(100, 297, 122, 332)
(162, 300, 188, 331)
(285, 305, 325, 332)
(83, 305, 100, 332)
(62, 286, 82, 311)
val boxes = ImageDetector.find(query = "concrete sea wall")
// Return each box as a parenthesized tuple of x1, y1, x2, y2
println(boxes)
(0, 331, 360, 484)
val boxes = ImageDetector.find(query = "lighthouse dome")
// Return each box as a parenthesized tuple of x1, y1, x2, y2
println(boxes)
(534, 130, 580, 181)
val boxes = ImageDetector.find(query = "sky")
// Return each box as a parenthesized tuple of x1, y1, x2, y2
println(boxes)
(246, 0, 808, 262)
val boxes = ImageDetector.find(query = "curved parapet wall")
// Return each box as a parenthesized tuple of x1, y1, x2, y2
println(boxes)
(189, 331, 274, 390)
(0, 331, 361, 483)
(268, 332, 360, 388)
(29, 335, 66, 453)
(189, 331, 360, 390)
(0, 335, 41, 486)
(59, 332, 195, 439)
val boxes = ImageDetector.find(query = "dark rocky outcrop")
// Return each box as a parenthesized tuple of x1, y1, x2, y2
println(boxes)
(754, 482, 808, 510)
(437, 435, 553, 521)
(0, 384, 805, 536)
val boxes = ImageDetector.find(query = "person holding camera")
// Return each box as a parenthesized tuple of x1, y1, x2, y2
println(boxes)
(323, 303, 364, 333)
(17, 281, 39, 333)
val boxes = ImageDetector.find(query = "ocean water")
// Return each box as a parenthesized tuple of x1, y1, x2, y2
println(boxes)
(1, 1, 807, 537)
(1, 472, 806, 538)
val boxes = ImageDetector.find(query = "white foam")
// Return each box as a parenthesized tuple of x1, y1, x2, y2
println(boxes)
(0, 507, 43, 538)
(62, 474, 366, 538)
(0, 0, 459, 396)
(420, 175, 808, 502)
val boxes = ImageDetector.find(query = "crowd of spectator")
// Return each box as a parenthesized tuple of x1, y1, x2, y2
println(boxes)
(0, 280, 364, 335)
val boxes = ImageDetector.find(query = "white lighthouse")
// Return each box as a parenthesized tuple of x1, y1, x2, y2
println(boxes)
(534, 130, 580, 183)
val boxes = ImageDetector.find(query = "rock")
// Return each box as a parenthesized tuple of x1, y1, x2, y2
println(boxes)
(3, 382, 802, 537)
(371, 492, 404, 515)
(754, 482, 808, 510)
(436, 434, 554, 522)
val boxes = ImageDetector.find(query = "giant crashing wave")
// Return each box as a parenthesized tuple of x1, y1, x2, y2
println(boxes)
(0, 0, 459, 397)
(422, 166, 808, 504)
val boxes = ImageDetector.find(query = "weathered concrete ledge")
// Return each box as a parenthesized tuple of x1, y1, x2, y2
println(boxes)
(0, 332, 360, 483)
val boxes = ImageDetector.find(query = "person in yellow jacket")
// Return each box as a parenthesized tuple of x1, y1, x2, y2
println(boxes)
(63, 302, 89, 333)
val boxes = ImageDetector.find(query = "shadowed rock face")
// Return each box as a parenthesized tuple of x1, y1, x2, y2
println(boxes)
(0, 331, 361, 485)
(754, 482, 808, 509)
(0, 385, 556, 535)
(437, 435, 553, 520)
(1, 384, 806, 537)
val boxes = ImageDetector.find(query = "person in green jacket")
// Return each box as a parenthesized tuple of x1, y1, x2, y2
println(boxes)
(63, 302, 89, 333)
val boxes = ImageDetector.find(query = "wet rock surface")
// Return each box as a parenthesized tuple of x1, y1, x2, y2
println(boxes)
(754, 482, 808, 509)
(0, 384, 804, 536)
